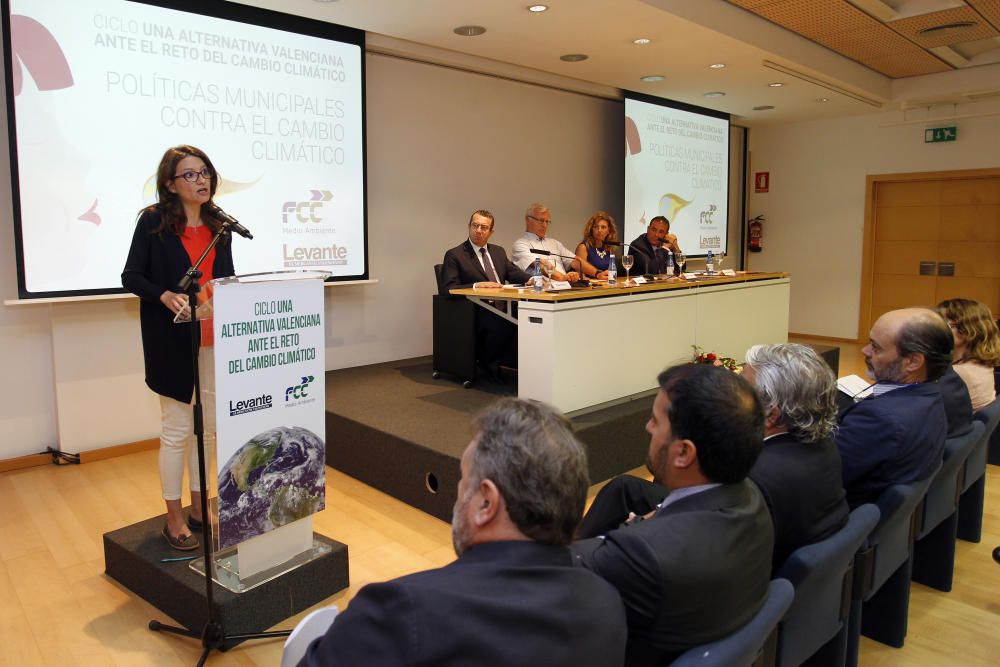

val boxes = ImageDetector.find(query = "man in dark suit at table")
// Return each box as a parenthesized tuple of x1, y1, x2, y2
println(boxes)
(439, 210, 531, 376)
(836, 307, 950, 508)
(573, 364, 773, 666)
(628, 215, 681, 275)
(299, 398, 628, 667)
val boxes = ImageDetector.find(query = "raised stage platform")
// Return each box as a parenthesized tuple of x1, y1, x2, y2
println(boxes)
(324, 356, 654, 522)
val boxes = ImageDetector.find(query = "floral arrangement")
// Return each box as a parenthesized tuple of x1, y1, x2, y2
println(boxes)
(691, 345, 740, 373)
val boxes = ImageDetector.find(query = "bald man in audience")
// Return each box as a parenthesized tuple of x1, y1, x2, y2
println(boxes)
(573, 364, 772, 666)
(836, 307, 950, 507)
(300, 398, 627, 667)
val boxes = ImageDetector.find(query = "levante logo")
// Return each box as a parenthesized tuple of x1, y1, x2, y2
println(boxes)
(229, 393, 273, 416)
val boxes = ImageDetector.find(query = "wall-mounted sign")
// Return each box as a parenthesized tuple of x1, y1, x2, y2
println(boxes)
(754, 172, 770, 193)
(925, 127, 957, 143)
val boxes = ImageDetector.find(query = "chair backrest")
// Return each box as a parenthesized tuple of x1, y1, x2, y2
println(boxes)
(434, 263, 445, 295)
(774, 504, 880, 667)
(917, 421, 984, 539)
(280, 605, 339, 667)
(856, 464, 940, 600)
(968, 397, 1000, 485)
(669, 579, 795, 667)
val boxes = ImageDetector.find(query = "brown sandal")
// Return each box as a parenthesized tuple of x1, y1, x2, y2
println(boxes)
(162, 525, 200, 551)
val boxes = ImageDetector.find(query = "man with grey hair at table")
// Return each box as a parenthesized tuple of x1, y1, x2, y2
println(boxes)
(511, 203, 580, 282)
(742, 343, 850, 572)
(299, 398, 627, 667)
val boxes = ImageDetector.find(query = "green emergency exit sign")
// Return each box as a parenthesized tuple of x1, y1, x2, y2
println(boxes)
(925, 126, 957, 143)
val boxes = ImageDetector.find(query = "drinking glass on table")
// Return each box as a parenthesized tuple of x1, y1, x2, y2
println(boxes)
(716, 251, 726, 272)
(675, 252, 686, 275)
(621, 254, 634, 285)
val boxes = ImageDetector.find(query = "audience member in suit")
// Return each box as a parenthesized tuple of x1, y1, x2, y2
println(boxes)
(300, 399, 627, 667)
(939, 365, 974, 437)
(937, 298, 1000, 412)
(440, 210, 531, 375)
(836, 308, 951, 508)
(627, 215, 681, 275)
(573, 364, 773, 666)
(742, 343, 850, 572)
(511, 203, 581, 282)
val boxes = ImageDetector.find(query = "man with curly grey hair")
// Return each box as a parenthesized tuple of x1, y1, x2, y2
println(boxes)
(743, 343, 850, 571)
(300, 398, 627, 667)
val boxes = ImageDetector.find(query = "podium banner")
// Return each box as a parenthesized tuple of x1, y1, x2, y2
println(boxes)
(213, 276, 326, 550)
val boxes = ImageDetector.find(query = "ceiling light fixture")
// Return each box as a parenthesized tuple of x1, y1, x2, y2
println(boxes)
(453, 25, 486, 37)
(560, 53, 588, 62)
(640, 75, 665, 82)
(703, 92, 726, 98)
(817, 97, 829, 103)
(761, 60, 882, 108)
(527, 4, 549, 12)
(753, 105, 775, 111)
(768, 82, 784, 87)
(633, 38, 651, 45)
(709, 63, 726, 69)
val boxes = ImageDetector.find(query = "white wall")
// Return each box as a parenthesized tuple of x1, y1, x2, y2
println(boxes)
(0, 49, 622, 459)
(746, 99, 1000, 339)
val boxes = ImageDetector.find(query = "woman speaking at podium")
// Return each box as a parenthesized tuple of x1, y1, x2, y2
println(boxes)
(122, 145, 235, 551)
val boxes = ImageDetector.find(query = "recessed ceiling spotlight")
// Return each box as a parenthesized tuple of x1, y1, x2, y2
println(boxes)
(640, 75, 665, 82)
(753, 105, 775, 111)
(816, 97, 830, 103)
(633, 38, 651, 45)
(703, 91, 726, 98)
(453, 25, 487, 36)
(527, 4, 549, 12)
(560, 53, 588, 62)
(768, 82, 784, 87)
(709, 63, 726, 69)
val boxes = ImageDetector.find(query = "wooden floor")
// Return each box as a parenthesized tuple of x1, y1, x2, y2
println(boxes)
(0, 339, 997, 666)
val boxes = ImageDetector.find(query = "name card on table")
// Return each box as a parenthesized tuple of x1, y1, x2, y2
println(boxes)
(721, 269, 737, 276)
(682, 273, 699, 280)
(632, 276, 648, 284)
(548, 280, 573, 291)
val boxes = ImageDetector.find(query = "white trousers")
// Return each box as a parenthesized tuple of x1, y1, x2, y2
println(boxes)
(158, 348, 215, 500)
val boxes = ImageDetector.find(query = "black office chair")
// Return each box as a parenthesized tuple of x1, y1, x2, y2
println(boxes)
(845, 464, 940, 664)
(431, 264, 477, 388)
(774, 504, 879, 667)
(911, 422, 984, 591)
(958, 397, 1000, 542)
(669, 578, 795, 667)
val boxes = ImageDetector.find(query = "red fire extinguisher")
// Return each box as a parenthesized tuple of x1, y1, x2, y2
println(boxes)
(748, 215, 764, 253)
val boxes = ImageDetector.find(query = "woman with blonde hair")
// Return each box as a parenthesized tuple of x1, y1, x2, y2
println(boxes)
(574, 211, 618, 280)
(936, 298, 1000, 411)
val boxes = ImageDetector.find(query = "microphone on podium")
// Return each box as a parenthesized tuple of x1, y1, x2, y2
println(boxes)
(207, 203, 254, 239)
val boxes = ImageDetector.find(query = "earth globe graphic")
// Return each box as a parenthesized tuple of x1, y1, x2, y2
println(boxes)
(217, 425, 325, 548)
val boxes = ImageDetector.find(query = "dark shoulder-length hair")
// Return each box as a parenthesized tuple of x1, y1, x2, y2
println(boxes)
(141, 145, 225, 237)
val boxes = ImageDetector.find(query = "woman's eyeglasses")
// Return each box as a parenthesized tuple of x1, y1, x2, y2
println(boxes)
(172, 167, 212, 182)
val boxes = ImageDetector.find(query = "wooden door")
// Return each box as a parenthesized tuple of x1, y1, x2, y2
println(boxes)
(866, 174, 1000, 336)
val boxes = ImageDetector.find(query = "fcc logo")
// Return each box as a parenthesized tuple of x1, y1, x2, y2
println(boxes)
(285, 375, 315, 403)
(283, 190, 332, 224)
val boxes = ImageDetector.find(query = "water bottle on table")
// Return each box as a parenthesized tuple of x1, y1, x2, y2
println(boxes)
(607, 253, 617, 286)
(706, 249, 714, 274)
(532, 257, 544, 293)
(666, 251, 675, 277)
